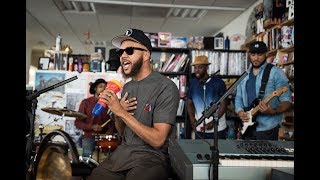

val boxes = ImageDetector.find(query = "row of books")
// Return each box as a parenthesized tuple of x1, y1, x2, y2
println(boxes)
(158, 53, 190, 73)
(256, 25, 294, 51)
(165, 75, 187, 98)
(190, 50, 247, 75)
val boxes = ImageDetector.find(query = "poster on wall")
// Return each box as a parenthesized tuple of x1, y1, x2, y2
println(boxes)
(94, 47, 106, 60)
(34, 71, 67, 141)
(35, 70, 66, 92)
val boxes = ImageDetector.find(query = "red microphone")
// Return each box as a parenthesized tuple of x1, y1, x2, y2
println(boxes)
(92, 79, 122, 117)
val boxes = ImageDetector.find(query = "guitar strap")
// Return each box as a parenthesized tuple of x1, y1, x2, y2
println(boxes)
(258, 63, 274, 100)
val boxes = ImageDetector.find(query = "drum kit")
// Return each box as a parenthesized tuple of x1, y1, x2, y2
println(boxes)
(28, 107, 109, 180)
(40, 107, 119, 153)
(26, 76, 99, 179)
(25, 76, 119, 179)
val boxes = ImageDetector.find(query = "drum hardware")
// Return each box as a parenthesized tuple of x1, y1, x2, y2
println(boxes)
(38, 124, 44, 142)
(72, 156, 99, 178)
(41, 107, 87, 118)
(34, 119, 63, 142)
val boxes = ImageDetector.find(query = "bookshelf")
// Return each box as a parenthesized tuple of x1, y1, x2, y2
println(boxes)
(151, 47, 249, 139)
(151, 47, 191, 139)
(189, 49, 248, 139)
(240, 1, 294, 141)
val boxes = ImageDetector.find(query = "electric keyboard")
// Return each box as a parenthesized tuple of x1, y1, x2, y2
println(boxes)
(168, 139, 294, 180)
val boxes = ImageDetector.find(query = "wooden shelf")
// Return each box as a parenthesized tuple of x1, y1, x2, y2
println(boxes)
(277, 60, 294, 66)
(263, 19, 280, 29)
(242, 18, 294, 50)
(152, 47, 189, 53)
(160, 72, 188, 76)
(216, 75, 241, 78)
(288, 76, 294, 81)
(285, 115, 294, 122)
(280, 18, 294, 27)
(264, 18, 294, 30)
(279, 135, 294, 141)
(282, 122, 294, 126)
(243, 37, 256, 47)
(266, 49, 277, 57)
(279, 45, 294, 53)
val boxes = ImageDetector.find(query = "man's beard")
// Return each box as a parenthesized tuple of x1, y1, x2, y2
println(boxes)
(251, 59, 266, 68)
(121, 58, 143, 78)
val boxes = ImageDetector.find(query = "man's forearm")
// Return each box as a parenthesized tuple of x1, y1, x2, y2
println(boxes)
(115, 116, 125, 135)
(274, 101, 292, 114)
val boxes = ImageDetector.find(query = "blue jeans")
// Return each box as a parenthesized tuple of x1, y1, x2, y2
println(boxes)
(195, 128, 227, 139)
(82, 138, 95, 157)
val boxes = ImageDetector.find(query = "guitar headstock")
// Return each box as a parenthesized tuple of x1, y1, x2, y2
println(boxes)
(273, 86, 288, 97)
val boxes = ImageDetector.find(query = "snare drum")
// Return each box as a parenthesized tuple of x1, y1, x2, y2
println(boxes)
(95, 134, 118, 152)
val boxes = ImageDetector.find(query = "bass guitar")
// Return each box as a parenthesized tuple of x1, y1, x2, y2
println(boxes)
(240, 86, 289, 136)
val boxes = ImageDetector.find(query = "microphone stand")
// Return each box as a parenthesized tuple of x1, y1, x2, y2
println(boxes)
(195, 71, 248, 180)
(25, 76, 78, 176)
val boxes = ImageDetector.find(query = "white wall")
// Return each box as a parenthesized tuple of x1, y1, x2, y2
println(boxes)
(26, 32, 114, 86)
(214, 0, 263, 40)
(26, 30, 35, 85)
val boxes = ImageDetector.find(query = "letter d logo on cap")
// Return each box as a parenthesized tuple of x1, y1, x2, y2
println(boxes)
(125, 29, 133, 36)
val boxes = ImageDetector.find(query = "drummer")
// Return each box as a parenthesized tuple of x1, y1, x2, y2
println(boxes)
(75, 79, 116, 158)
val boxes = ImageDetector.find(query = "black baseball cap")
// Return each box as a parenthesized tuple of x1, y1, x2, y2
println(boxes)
(111, 28, 152, 53)
(249, 41, 268, 53)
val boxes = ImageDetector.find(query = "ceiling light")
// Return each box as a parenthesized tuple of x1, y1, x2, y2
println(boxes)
(180, 9, 191, 18)
(196, 10, 207, 19)
(189, 9, 198, 18)
(172, 8, 181, 16)
(55, 0, 96, 13)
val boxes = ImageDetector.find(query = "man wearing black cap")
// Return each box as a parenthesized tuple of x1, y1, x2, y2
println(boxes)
(235, 41, 292, 140)
(88, 28, 179, 180)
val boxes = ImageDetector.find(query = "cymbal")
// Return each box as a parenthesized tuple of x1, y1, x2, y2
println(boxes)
(36, 146, 72, 180)
(41, 107, 87, 118)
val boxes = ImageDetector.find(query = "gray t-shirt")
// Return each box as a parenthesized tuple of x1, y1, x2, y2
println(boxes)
(105, 71, 180, 171)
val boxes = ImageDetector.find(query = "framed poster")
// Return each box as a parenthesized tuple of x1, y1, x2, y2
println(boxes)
(94, 47, 106, 60)
(38, 57, 50, 70)
(214, 37, 224, 50)
(35, 70, 66, 92)
(158, 32, 172, 47)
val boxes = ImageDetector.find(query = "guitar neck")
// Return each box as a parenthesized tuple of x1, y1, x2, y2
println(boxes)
(251, 95, 275, 116)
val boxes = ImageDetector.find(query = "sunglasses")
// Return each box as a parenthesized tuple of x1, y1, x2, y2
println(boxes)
(116, 47, 147, 57)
